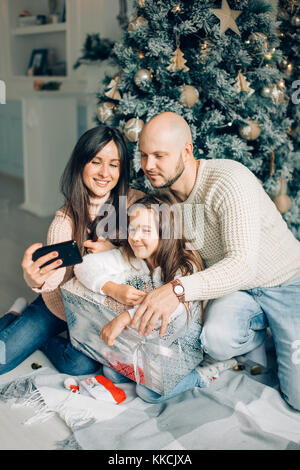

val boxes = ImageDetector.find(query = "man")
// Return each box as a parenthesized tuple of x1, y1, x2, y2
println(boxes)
(130, 111, 300, 410)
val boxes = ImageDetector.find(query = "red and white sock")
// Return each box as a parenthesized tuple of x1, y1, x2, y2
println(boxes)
(79, 375, 126, 404)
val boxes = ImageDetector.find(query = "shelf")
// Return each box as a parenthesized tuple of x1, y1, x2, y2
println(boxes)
(12, 75, 68, 80)
(12, 23, 67, 36)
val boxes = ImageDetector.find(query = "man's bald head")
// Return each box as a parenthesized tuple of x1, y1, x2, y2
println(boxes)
(139, 112, 195, 190)
(140, 112, 193, 152)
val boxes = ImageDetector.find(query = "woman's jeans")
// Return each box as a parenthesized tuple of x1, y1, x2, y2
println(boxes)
(200, 274, 300, 411)
(0, 295, 101, 376)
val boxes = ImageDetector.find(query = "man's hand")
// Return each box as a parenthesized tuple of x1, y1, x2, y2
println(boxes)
(100, 311, 131, 346)
(130, 283, 179, 337)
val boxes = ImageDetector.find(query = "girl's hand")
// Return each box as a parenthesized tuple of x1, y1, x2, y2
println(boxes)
(83, 236, 116, 254)
(21, 243, 63, 289)
(100, 312, 131, 346)
(103, 283, 146, 306)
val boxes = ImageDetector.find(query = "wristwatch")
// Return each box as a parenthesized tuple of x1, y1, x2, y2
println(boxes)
(170, 279, 185, 303)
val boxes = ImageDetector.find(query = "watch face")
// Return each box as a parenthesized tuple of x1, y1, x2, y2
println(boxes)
(174, 284, 184, 295)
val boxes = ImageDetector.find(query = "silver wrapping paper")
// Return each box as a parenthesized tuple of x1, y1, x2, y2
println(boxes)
(61, 274, 203, 396)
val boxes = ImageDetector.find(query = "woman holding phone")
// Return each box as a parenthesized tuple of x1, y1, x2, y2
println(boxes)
(0, 125, 143, 375)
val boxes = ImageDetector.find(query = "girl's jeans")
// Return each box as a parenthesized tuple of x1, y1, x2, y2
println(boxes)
(0, 295, 101, 376)
(200, 274, 300, 411)
(102, 365, 205, 404)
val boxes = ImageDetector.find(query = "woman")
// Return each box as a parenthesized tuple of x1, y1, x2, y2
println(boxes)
(0, 125, 143, 375)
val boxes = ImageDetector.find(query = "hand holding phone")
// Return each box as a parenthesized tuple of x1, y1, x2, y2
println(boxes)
(22, 240, 82, 289)
(32, 240, 82, 269)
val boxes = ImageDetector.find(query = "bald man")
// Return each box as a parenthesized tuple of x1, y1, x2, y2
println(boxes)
(130, 111, 300, 410)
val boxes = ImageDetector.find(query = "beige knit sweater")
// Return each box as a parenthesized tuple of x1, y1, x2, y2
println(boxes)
(178, 158, 300, 302)
(32, 189, 144, 320)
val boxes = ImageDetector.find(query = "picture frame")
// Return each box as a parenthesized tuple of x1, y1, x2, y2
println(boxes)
(27, 49, 48, 76)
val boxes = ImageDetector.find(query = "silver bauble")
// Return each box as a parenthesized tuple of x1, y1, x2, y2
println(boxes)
(261, 85, 272, 98)
(134, 69, 153, 87)
(97, 102, 115, 123)
(124, 118, 144, 142)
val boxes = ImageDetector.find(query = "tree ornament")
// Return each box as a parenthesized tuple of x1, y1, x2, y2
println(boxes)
(273, 177, 291, 214)
(291, 14, 300, 27)
(261, 84, 284, 104)
(279, 58, 294, 76)
(238, 119, 261, 140)
(128, 16, 148, 31)
(167, 47, 189, 72)
(264, 48, 276, 64)
(137, 51, 145, 59)
(124, 118, 144, 142)
(172, 4, 182, 13)
(261, 85, 273, 99)
(104, 75, 121, 101)
(286, 63, 294, 75)
(134, 68, 153, 87)
(97, 102, 116, 122)
(235, 71, 255, 96)
(270, 85, 284, 105)
(199, 40, 211, 64)
(246, 32, 268, 52)
(211, 0, 242, 36)
(180, 85, 199, 107)
(277, 78, 286, 90)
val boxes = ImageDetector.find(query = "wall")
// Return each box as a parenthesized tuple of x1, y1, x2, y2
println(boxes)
(0, 0, 127, 178)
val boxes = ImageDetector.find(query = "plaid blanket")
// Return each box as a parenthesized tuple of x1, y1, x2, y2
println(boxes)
(1, 352, 300, 450)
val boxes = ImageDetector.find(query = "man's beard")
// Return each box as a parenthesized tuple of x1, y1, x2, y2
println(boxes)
(150, 155, 185, 189)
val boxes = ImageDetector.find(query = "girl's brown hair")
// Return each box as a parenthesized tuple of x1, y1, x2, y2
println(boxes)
(122, 190, 205, 283)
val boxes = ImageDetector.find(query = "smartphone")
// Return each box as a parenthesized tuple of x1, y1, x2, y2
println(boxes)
(32, 240, 83, 269)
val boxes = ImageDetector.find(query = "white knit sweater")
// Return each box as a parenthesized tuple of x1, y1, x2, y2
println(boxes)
(178, 159, 300, 302)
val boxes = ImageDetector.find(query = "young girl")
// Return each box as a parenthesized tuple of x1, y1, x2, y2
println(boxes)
(73, 191, 235, 403)
(0, 125, 143, 376)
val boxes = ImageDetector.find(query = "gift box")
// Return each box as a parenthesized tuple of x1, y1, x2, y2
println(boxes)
(61, 274, 203, 396)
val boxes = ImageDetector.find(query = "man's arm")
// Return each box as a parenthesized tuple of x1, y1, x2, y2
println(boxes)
(131, 166, 262, 334)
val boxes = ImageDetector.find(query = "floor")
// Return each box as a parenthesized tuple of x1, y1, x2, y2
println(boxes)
(0, 173, 70, 449)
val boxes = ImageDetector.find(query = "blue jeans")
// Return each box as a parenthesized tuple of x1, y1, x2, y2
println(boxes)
(0, 295, 101, 376)
(102, 364, 206, 404)
(200, 274, 300, 411)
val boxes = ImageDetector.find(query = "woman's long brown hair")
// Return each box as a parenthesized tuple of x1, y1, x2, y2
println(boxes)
(60, 126, 130, 255)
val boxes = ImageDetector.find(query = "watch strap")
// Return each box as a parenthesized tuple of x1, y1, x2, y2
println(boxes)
(170, 279, 185, 303)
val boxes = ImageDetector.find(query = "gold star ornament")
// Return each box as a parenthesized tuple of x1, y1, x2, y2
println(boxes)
(212, 0, 242, 36)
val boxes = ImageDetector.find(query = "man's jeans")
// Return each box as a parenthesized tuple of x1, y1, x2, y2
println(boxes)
(200, 274, 300, 411)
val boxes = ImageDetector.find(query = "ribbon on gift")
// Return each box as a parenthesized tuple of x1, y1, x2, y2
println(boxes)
(132, 337, 178, 386)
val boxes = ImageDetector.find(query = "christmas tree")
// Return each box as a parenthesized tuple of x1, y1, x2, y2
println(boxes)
(95, 0, 300, 239)
(277, 0, 300, 238)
